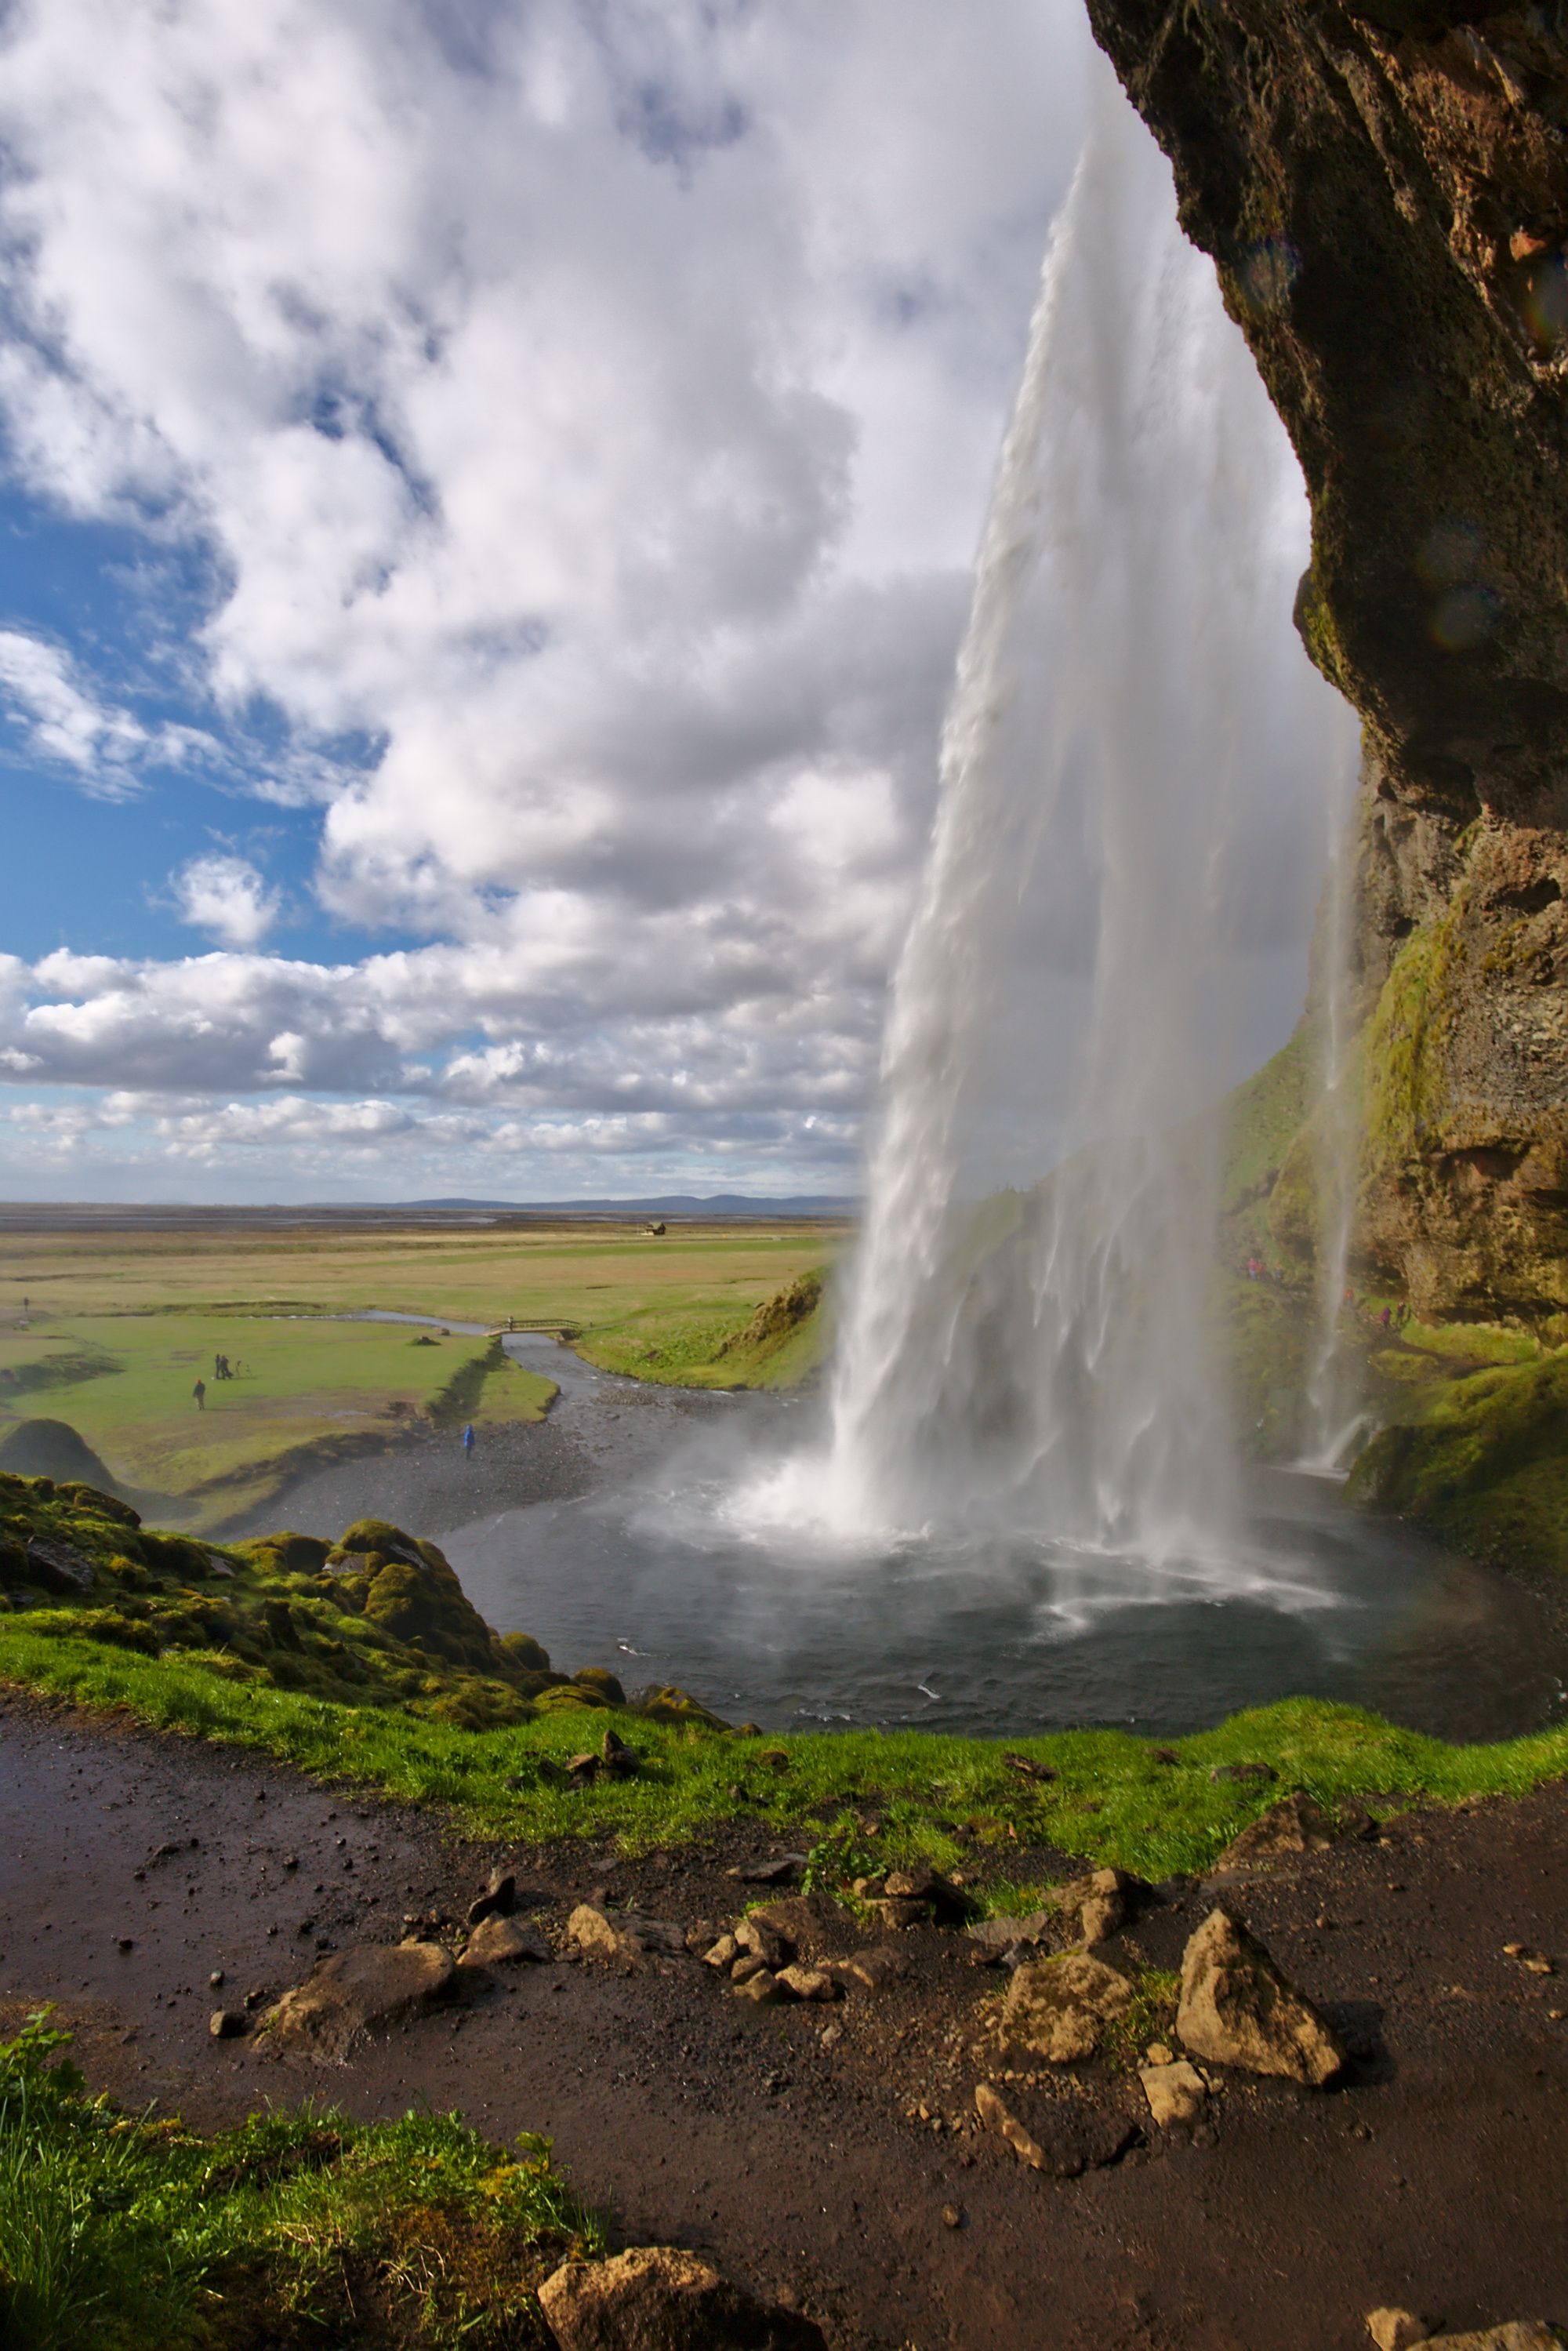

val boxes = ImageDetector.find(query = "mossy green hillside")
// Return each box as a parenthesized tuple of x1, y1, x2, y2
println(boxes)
(0, 1476, 654, 1735)
(0, 2015, 600, 2351)
(3, 1478, 1567, 1895)
(574, 1266, 831, 1388)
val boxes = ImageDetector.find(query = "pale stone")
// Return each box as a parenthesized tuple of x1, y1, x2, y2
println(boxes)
(1177, 1906, 1345, 2085)
(1140, 2059, 1207, 2128)
(1002, 1951, 1134, 2063)
(1366, 2313, 1429, 2351)
(265, 1941, 454, 2061)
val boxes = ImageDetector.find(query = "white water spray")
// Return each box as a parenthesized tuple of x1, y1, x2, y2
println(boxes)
(750, 74, 1355, 1562)
(1300, 761, 1370, 1473)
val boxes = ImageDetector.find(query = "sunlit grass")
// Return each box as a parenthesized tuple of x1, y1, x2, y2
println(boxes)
(0, 2015, 601, 2350)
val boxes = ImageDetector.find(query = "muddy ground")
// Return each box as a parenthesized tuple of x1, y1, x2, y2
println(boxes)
(1, 1688, 1563, 2350)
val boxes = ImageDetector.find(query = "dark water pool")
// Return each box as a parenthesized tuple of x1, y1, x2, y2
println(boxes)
(435, 1338, 1568, 1742)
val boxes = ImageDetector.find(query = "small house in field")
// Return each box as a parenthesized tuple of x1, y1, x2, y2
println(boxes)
(644, 1221, 666, 1237)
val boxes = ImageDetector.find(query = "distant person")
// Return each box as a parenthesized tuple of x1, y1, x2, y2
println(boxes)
(1380, 1303, 1392, 1331)
(462, 1422, 475, 1457)
(193, 1378, 206, 1411)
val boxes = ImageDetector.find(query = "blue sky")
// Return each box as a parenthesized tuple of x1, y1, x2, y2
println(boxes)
(0, 0, 1332, 1204)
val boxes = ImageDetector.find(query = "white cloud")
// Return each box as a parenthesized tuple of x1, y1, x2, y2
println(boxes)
(0, 629, 149, 795)
(169, 852, 281, 949)
(0, 1, 1334, 1197)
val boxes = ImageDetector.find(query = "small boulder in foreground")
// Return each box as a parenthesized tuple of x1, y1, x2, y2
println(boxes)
(1139, 2059, 1207, 2128)
(460, 1914, 550, 1968)
(1002, 1951, 1134, 2063)
(1367, 2316, 1428, 2351)
(539, 2245, 826, 2350)
(265, 1940, 455, 2061)
(1178, 1906, 1345, 2085)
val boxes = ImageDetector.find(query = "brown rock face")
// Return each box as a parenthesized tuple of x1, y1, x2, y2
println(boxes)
(538, 2247, 827, 2351)
(1087, 2, 1568, 1324)
(1177, 1906, 1346, 2084)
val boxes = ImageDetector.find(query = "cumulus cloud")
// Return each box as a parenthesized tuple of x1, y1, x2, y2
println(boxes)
(0, 0, 1333, 1197)
(169, 853, 281, 949)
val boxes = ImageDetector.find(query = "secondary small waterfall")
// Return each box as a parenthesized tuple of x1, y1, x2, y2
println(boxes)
(750, 72, 1354, 1561)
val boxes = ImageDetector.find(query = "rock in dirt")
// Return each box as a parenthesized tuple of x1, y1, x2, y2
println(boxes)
(1211, 1792, 1373, 1873)
(568, 1905, 684, 1961)
(1004, 1752, 1057, 1783)
(1425, 2330, 1565, 2350)
(745, 1895, 856, 1960)
(264, 1941, 455, 2060)
(467, 1870, 517, 1927)
(974, 2081, 1138, 2178)
(1002, 1952, 1135, 2063)
(775, 1964, 839, 2002)
(1139, 2059, 1207, 2128)
(539, 2245, 827, 2351)
(728, 1852, 810, 1886)
(460, 1915, 550, 1968)
(733, 1970, 780, 2004)
(830, 1947, 910, 1993)
(967, 1911, 1050, 1956)
(209, 2009, 248, 2040)
(703, 1933, 739, 1970)
(1177, 1907, 1345, 2086)
(1366, 2315, 1429, 2351)
(735, 1916, 791, 1970)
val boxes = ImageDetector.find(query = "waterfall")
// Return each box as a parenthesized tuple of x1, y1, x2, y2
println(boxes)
(747, 70, 1352, 1562)
(1301, 761, 1370, 1472)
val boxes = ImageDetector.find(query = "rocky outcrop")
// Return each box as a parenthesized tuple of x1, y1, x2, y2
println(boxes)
(1087, 2, 1568, 1330)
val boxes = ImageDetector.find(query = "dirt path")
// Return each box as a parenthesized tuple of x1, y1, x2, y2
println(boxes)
(2, 1690, 1564, 2349)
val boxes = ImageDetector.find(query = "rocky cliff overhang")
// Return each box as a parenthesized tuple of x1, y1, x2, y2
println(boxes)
(1086, 1, 1568, 831)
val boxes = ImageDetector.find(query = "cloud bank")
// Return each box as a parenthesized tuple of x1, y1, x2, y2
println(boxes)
(0, 1, 1331, 1201)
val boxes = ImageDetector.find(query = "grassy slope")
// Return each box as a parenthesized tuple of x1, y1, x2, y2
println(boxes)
(0, 2014, 601, 2351)
(2, 1475, 1565, 1893)
(577, 1266, 833, 1389)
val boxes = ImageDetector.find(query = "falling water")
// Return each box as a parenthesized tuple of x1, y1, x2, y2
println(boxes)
(750, 73, 1355, 1564)
(1300, 763, 1372, 1473)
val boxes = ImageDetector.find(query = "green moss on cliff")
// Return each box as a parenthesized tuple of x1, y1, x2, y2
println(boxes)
(1359, 907, 1464, 1176)
(1347, 1352, 1568, 1572)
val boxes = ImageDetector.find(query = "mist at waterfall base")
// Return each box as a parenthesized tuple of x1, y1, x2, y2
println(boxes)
(441, 84, 1568, 1742)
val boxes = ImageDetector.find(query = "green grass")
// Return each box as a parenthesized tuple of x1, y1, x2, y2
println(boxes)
(0, 2015, 601, 2349)
(576, 1267, 831, 1389)
(4, 1613, 1566, 1888)
(0, 1314, 545, 1528)
(0, 1220, 840, 1515)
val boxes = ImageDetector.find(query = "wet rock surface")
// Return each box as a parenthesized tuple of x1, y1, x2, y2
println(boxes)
(265, 1939, 456, 2060)
(3, 1691, 1567, 2350)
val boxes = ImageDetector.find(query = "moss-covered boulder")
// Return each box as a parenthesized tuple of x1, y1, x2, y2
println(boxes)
(573, 1666, 627, 1707)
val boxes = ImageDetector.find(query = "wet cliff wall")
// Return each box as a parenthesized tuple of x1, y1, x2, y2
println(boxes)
(1087, 0, 1568, 1328)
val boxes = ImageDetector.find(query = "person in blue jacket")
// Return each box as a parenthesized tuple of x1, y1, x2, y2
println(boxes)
(462, 1422, 475, 1457)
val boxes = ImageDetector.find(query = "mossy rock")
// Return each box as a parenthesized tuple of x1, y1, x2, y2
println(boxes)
(137, 1530, 217, 1581)
(243, 1530, 331, 1574)
(532, 1681, 609, 1714)
(572, 1666, 627, 1707)
(629, 1684, 732, 1731)
(55, 1482, 140, 1530)
(499, 1630, 553, 1674)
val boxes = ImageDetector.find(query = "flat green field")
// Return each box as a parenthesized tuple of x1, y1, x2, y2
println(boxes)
(0, 1218, 842, 1525)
